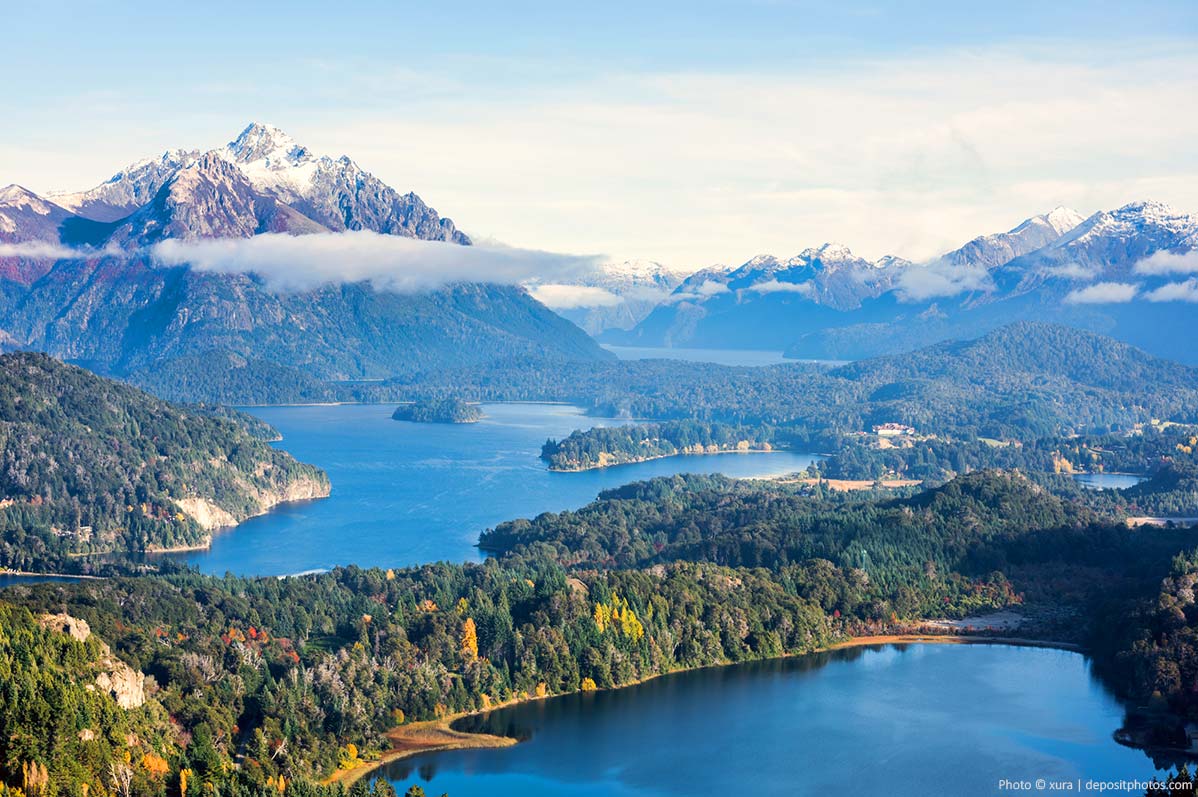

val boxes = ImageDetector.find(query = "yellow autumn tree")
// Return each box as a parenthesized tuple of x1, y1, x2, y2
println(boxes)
(581, 677, 598, 691)
(140, 753, 170, 778)
(461, 617, 479, 661)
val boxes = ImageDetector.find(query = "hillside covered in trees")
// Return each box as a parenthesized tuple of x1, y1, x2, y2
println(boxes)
(0, 353, 328, 571)
(391, 399, 482, 424)
(3, 468, 1198, 795)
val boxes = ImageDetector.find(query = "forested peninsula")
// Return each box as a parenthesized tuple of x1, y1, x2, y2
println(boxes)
(0, 353, 329, 572)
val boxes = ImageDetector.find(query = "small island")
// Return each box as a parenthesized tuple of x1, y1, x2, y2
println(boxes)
(392, 398, 483, 424)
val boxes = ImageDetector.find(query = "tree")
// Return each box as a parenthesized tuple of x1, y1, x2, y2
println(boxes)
(461, 617, 479, 661)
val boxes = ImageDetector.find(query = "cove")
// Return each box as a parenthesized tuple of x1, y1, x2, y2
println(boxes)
(384, 643, 1163, 797)
(176, 403, 820, 577)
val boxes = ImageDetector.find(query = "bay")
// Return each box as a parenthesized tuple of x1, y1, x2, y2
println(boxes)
(384, 644, 1163, 797)
(177, 403, 819, 576)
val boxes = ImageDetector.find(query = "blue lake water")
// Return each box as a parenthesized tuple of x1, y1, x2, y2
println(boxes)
(602, 345, 793, 366)
(177, 403, 819, 576)
(166, 402, 1167, 795)
(1074, 473, 1146, 490)
(601, 345, 848, 368)
(385, 644, 1163, 797)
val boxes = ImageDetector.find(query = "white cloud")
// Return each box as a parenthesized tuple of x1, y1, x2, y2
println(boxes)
(0, 241, 80, 259)
(1063, 281, 1139, 304)
(749, 279, 813, 295)
(1040, 261, 1094, 280)
(666, 279, 733, 303)
(527, 283, 622, 309)
(318, 45, 1198, 267)
(895, 261, 993, 302)
(150, 232, 603, 292)
(695, 280, 730, 296)
(1134, 249, 1198, 276)
(1144, 279, 1198, 303)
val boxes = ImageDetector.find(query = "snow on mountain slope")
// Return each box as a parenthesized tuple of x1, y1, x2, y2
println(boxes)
(216, 123, 469, 243)
(106, 153, 329, 246)
(0, 185, 76, 241)
(47, 123, 469, 244)
(50, 149, 201, 222)
(938, 207, 1085, 271)
(531, 259, 688, 334)
(1001, 201, 1198, 282)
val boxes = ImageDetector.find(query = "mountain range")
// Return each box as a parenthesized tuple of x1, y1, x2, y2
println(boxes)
(530, 259, 689, 335)
(0, 124, 610, 383)
(606, 201, 1198, 364)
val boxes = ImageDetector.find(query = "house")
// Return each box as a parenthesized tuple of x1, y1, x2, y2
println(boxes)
(873, 423, 916, 437)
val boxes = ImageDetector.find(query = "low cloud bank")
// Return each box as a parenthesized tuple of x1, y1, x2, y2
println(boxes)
(1144, 279, 1198, 303)
(895, 261, 993, 302)
(667, 279, 732, 303)
(528, 284, 622, 308)
(1135, 250, 1198, 276)
(749, 279, 813, 295)
(151, 232, 605, 292)
(0, 241, 85, 259)
(1063, 281, 1139, 304)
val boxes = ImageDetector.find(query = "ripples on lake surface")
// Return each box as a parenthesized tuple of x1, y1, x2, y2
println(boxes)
(385, 644, 1163, 797)
(177, 403, 819, 576)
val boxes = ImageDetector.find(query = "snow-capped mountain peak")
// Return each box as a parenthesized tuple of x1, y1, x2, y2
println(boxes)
(1050, 200, 1197, 251)
(49, 149, 200, 222)
(225, 122, 310, 166)
(0, 184, 55, 213)
(1040, 206, 1087, 236)
(803, 241, 856, 263)
(41, 124, 470, 244)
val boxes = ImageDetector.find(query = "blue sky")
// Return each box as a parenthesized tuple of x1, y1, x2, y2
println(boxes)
(5, 1, 1197, 266)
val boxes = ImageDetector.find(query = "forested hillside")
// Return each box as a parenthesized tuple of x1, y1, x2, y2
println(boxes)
(0, 353, 328, 570)
(4, 466, 1197, 795)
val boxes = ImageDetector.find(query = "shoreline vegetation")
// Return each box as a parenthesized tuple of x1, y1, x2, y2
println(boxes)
(391, 398, 484, 424)
(541, 420, 782, 472)
(0, 569, 104, 581)
(328, 631, 1084, 787)
(545, 444, 782, 472)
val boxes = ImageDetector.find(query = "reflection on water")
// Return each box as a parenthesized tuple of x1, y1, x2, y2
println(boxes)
(1073, 473, 1146, 490)
(383, 644, 1166, 797)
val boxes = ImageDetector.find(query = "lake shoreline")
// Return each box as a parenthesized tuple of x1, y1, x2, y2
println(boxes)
(0, 569, 105, 582)
(546, 446, 787, 473)
(329, 631, 1081, 787)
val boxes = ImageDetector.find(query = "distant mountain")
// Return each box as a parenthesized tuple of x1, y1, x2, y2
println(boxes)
(0, 124, 612, 395)
(219, 123, 469, 243)
(939, 207, 1084, 271)
(610, 202, 1198, 364)
(49, 123, 468, 243)
(50, 149, 200, 222)
(538, 260, 688, 335)
(610, 242, 909, 349)
(106, 152, 328, 245)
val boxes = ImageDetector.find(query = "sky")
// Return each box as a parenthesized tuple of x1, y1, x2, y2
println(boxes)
(4, 0, 1197, 270)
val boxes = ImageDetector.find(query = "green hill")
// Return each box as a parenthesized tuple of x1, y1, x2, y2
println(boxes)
(0, 353, 328, 571)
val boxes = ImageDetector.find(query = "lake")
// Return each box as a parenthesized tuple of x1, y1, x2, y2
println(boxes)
(176, 403, 820, 576)
(1074, 473, 1146, 490)
(602, 345, 794, 367)
(384, 644, 1164, 797)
